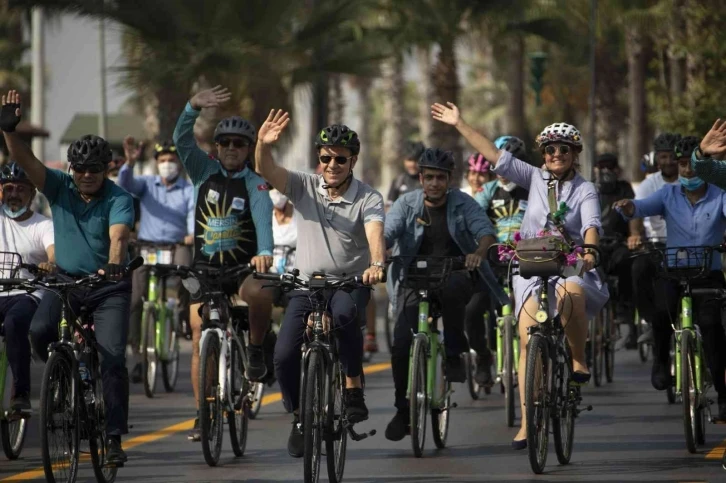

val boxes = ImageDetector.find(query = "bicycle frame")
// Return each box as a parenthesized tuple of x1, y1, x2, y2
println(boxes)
(496, 285, 519, 378)
(674, 289, 705, 397)
(0, 344, 10, 417)
(143, 266, 173, 361)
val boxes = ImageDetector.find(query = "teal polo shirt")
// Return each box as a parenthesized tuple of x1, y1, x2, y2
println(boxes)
(42, 168, 135, 275)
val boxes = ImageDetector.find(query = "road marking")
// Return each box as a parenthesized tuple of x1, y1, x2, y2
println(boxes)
(705, 439, 726, 460)
(2, 361, 391, 482)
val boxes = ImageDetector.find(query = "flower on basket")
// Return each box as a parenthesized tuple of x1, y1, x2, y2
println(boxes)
(497, 230, 582, 267)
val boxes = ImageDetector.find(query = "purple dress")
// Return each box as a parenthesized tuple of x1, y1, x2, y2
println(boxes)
(491, 151, 609, 318)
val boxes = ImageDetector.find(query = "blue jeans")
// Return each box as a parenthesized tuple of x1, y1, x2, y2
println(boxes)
(0, 295, 38, 395)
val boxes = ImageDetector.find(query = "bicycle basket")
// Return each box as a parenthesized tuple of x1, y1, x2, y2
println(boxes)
(658, 246, 713, 280)
(401, 257, 463, 291)
(515, 236, 565, 279)
(0, 251, 23, 279)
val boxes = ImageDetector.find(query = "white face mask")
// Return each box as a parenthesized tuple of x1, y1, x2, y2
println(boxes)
(498, 180, 517, 192)
(158, 161, 179, 181)
(269, 189, 289, 210)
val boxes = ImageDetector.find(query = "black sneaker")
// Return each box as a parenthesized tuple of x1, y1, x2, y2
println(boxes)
(651, 360, 670, 391)
(130, 363, 142, 384)
(475, 353, 493, 386)
(188, 418, 201, 442)
(445, 356, 466, 383)
(10, 392, 31, 413)
(384, 409, 410, 441)
(288, 414, 304, 458)
(105, 437, 128, 465)
(344, 388, 369, 423)
(246, 344, 267, 382)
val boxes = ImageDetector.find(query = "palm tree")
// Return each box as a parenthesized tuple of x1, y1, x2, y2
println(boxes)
(0, 1, 30, 94)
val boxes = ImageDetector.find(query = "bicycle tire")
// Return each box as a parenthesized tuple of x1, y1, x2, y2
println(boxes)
(681, 330, 699, 454)
(503, 315, 516, 428)
(667, 334, 676, 404)
(142, 305, 158, 398)
(589, 316, 602, 387)
(432, 345, 450, 449)
(384, 302, 394, 354)
(1, 357, 28, 460)
(465, 350, 480, 400)
(199, 334, 223, 466)
(161, 310, 180, 393)
(303, 350, 324, 483)
(525, 334, 550, 475)
(604, 304, 615, 383)
(410, 337, 428, 458)
(552, 344, 575, 465)
(228, 337, 249, 457)
(40, 351, 79, 483)
(637, 314, 650, 363)
(326, 362, 347, 483)
(89, 360, 118, 483)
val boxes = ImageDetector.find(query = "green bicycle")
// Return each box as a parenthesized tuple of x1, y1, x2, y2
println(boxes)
(495, 280, 519, 427)
(137, 243, 181, 398)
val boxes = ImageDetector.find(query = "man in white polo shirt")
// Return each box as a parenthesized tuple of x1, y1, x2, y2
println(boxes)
(255, 109, 386, 458)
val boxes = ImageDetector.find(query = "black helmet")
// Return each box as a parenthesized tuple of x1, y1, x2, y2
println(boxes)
(596, 152, 619, 169)
(314, 124, 360, 155)
(403, 141, 425, 161)
(653, 132, 681, 152)
(0, 162, 32, 185)
(674, 136, 700, 159)
(418, 148, 455, 172)
(153, 140, 177, 159)
(501, 136, 528, 161)
(67, 134, 113, 168)
(214, 116, 256, 143)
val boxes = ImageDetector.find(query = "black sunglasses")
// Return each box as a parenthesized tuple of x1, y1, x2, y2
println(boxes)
(73, 164, 106, 174)
(544, 144, 571, 156)
(319, 155, 351, 165)
(218, 138, 250, 149)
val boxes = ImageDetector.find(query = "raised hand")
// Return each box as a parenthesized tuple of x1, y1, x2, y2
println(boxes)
(0, 90, 22, 133)
(431, 102, 461, 126)
(123, 135, 144, 164)
(258, 109, 290, 145)
(190, 85, 232, 110)
(700, 119, 726, 158)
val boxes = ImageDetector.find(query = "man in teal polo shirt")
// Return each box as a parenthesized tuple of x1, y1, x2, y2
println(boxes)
(1, 89, 135, 465)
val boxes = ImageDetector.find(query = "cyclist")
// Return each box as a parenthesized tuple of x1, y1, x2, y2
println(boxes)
(460, 152, 494, 197)
(383, 147, 506, 441)
(614, 136, 726, 419)
(432, 102, 608, 449)
(255, 109, 386, 458)
(118, 137, 194, 384)
(1, 89, 136, 464)
(0, 162, 55, 414)
(690, 118, 726, 185)
(269, 187, 297, 274)
(386, 140, 425, 208)
(172, 85, 275, 441)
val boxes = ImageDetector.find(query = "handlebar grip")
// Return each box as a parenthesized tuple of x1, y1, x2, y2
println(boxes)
(582, 244, 603, 268)
(253, 271, 285, 281)
(0, 278, 25, 285)
(691, 288, 726, 297)
(125, 256, 144, 274)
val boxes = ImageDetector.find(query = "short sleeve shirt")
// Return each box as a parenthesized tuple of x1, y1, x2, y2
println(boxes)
(285, 171, 384, 278)
(42, 168, 135, 275)
(0, 210, 54, 297)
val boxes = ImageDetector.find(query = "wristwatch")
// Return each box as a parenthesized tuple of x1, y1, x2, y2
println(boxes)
(370, 262, 385, 269)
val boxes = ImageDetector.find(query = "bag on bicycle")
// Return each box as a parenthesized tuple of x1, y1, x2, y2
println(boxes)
(515, 236, 565, 279)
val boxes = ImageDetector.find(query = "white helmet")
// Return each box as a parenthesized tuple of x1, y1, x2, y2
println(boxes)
(536, 123, 583, 149)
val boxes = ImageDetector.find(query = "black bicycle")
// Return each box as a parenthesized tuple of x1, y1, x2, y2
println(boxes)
(253, 269, 376, 483)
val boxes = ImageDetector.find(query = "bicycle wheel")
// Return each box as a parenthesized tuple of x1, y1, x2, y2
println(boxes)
(667, 333, 677, 404)
(589, 316, 602, 387)
(604, 303, 616, 383)
(161, 310, 180, 393)
(503, 315, 516, 428)
(249, 382, 265, 420)
(637, 314, 650, 363)
(303, 350, 324, 483)
(410, 337, 428, 458)
(681, 330, 700, 454)
(142, 305, 158, 398)
(552, 345, 575, 465)
(465, 349, 480, 400)
(1, 357, 27, 460)
(228, 337, 249, 457)
(40, 351, 79, 483)
(525, 334, 550, 475)
(431, 344, 450, 449)
(384, 302, 394, 354)
(199, 334, 223, 466)
(325, 362, 347, 483)
(89, 362, 118, 483)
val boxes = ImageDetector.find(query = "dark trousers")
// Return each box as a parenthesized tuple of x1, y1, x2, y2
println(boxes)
(465, 290, 497, 356)
(604, 244, 634, 314)
(129, 245, 192, 354)
(391, 271, 474, 410)
(29, 281, 132, 436)
(0, 295, 38, 395)
(631, 254, 658, 325)
(274, 288, 370, 413)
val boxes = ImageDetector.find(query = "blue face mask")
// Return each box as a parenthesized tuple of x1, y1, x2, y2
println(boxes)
(679, 175, 705, 191)
(2, 204, 28, 219)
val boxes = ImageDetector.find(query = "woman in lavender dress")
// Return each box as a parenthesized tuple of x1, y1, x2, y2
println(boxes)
(432, 102, 608, 449)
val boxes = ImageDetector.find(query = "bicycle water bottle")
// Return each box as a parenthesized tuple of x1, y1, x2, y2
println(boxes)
(210, 308, 221, 324)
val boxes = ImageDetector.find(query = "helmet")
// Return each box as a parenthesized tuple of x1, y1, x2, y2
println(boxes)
(213, 116, 256, 143)
(467, 153, 490, 174)
(596, 152, 618, 169)
(494, 136, 511, 149)
(0, 162, 32, 185)
(403, 141, 425, 161)
(418, 148, 455, 172)
(314, 124, 361, 155)
(674, 136, 700, 159)
(535, 123, 583, 150)
(67, 134, 113, 168)
(653, 132, 681, 152)
(153, 140, 177, 159)
(499, 136, 528, 161)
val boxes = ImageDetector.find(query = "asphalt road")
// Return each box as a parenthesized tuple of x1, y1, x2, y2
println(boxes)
(2, 328, 726, 482)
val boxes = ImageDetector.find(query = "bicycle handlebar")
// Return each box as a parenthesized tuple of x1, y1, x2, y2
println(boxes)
(253, 271, 368, 291)
(691, 288, 726, 298)
(486, 242, 602, 269)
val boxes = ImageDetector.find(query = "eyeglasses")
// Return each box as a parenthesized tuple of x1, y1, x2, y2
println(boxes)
(218, 138, 250, 149)
(544, 144, 571, 156)
(73, 164, 106, 174)
(319, 155, 352, 165)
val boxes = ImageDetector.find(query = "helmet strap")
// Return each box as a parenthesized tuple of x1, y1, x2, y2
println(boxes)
(321, 169, 353, 191)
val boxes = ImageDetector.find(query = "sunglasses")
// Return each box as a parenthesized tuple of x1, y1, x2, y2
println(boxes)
(218, 138, 250, 149)
(544, 144, 571, 156)
(73, 164, 106, 174)
(319, 155, 352, 165)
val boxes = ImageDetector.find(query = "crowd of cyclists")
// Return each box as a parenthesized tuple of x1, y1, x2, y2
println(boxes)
(3, 80, 726, 476)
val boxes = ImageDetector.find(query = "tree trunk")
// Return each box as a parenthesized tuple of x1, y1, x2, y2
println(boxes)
(415, 46, 433, 146)
(626, 26, 650, 182)
(155, 84, 192, 142)
(505, 35, 527, 141)
(328, 74, 345, 125)
(668, 0, 687, 99)
(380, 55, 405, 195)
(431, 39, 462, 183)
(352, 77, 373, 184)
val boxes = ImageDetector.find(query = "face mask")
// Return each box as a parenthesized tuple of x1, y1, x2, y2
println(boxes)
(158, 161, 179, 181)
(269, 190, 289, 210)
(596, 170, 618, 194)
(2, 204, 28, 219)
(498, 180, 517, 192)
(679, 175, 705, 191)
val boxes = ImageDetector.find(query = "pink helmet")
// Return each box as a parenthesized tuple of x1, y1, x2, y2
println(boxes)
(467, 153, 490, 174)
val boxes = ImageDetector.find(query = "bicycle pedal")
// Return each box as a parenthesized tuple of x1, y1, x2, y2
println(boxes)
(105, 462, 124, 469)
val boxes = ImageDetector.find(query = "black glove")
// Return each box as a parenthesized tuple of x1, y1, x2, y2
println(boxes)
(0, 102, 21, 133)
(101, 263, 124, 279)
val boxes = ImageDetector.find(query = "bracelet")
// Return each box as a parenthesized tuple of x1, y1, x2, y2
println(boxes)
(370, 262, 385, 269)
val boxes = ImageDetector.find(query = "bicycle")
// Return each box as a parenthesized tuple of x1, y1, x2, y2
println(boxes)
(253, 269, 376, 483)
(136, 243, 182, 398)
(465, 304, 494, 400)
(631, 237, 666, 364)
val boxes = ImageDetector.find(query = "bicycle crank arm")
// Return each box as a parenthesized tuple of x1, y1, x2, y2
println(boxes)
(439, 402, 458, 412)
(575, 405, 593, 416)
(347, 425, 376, 442)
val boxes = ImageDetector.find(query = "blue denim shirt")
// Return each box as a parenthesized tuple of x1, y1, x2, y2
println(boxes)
(384, 188, 508, 305)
